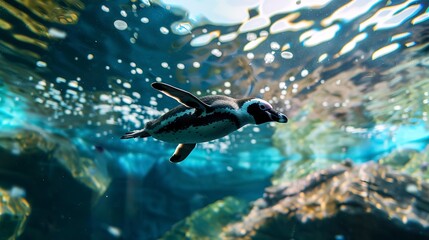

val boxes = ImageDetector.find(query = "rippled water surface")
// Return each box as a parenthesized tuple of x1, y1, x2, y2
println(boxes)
(0, 0, 428, 239)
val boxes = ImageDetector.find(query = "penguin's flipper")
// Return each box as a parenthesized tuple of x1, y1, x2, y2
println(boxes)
(169, 143, 196, 163)
(151, 82, 212, 114)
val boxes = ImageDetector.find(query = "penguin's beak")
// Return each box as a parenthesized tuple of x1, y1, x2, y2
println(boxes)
(268, 109, 288, 123)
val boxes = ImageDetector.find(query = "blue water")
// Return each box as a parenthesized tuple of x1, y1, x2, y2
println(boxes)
(0, 0, 428, 239)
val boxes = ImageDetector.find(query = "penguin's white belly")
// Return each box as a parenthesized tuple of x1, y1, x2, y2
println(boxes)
(151, 119, 238, 144)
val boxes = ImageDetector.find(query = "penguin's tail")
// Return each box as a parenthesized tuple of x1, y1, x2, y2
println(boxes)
(120, 129, 151, 139)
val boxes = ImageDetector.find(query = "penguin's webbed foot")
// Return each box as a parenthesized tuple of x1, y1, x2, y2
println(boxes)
(170, 143, 196, 163)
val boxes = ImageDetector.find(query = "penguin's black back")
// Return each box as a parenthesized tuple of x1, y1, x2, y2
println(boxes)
(159, 95, 239, 120)
(147, 95, 244, 131)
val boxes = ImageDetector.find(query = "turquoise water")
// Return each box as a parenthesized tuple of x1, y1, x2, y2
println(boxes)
(0, 0, 428, 239)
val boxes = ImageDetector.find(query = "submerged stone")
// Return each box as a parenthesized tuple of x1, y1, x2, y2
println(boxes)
(0, 127, 110, 239)
(161, 197, 248, 240)
(226, 162, 429, 239)
(163, 162, 429, 239)
(380, 146, 429, 183)
(0, 127, 111, 197)
(0, 187, 31, 240)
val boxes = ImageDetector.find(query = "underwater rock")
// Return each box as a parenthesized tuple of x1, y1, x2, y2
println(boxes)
(162, 162, 429, 239)
(0, 127, 110, 239)
(0, 187, 31, 240)
(379, 148, 419, 167)
(380, 146, 429, 183)
(0, 127, 110, 197)
(0, 145, 95, 240)
(225, 162, 429, 240)
(161, 197, 248, 240)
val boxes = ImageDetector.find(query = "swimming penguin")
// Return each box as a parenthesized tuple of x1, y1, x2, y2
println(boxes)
(121, 82, 288, 163)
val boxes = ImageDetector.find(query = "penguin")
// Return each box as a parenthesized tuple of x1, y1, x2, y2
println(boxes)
(121, 82, 288, 163)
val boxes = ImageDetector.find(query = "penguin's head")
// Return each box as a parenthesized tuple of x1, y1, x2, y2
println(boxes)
(244, 99, 288, 125)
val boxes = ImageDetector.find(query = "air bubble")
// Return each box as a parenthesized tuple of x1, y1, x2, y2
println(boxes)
(301, 69, 309, 77)
(161, 62, 169, 68)
(36, 61, 47, 67)
(211, 49, 222, 57)
(177, 63, 185, 69)
(101, 5, 109, 12)
(114, 20, 128, 30)
(160, 27, 169, 34)
(141, 17, 149, 23)
(193, 62, 200, 68)
(264, 53, 275, 64)
(270, 42, 280, 50)
(281, 51, 293, 59)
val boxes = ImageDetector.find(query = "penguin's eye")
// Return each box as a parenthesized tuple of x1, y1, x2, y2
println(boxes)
(259, 103, 268, 110)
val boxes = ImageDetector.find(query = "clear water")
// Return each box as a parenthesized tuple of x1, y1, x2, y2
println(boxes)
(0, 0, 428, 239)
